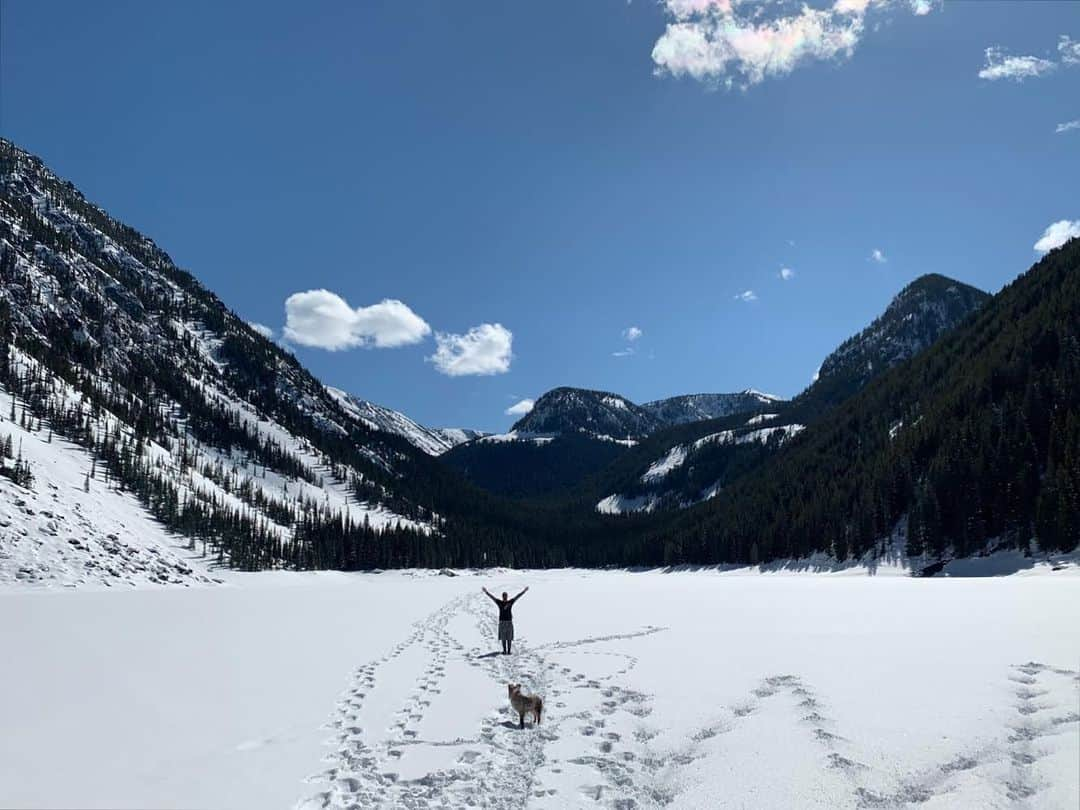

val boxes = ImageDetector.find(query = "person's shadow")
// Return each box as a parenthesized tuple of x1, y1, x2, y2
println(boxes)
(476, 651, 502, 659)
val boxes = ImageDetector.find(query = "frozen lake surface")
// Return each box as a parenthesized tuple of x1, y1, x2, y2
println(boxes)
(1, 567, 1078, 809)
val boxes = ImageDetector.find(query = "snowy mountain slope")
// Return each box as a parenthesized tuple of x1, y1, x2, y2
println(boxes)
(433, 427, 487, 447)
(326, 387, 483, 456)
(0, 386, 217, 588)
(0, 138, 443, 580)
(597, 418, 806, 514)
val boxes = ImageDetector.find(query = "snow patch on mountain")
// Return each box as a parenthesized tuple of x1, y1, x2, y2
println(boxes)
(596, 492, 661, 514)
(477, 431, 556, 446)
(746, 412, 779, 426)
(642, 444, 689, 483)
(641, 424, 806, 485)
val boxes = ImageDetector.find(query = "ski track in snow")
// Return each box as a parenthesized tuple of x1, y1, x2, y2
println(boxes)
(299, 594, 1079, 809)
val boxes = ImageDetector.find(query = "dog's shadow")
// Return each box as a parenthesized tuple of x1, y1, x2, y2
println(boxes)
(498, 720, 530, 731)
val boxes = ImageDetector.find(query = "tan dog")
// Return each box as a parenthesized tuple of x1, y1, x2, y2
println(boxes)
(508, 683, 543, 729)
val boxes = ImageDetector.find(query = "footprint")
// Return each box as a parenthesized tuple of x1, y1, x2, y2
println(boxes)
(732, 702, 756, 718)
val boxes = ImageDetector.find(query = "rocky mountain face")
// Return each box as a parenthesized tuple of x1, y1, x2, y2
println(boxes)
(642, 390, 783, 426)
(326, 388, 483, 456)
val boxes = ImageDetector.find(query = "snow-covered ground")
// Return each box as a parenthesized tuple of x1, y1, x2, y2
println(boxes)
(1, 567, 1077, 809)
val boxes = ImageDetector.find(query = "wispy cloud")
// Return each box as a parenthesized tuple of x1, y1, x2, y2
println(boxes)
(283, 290, 431, 351)
(734, 289, 758, 303)
(779, 267, 795, 281)
(979, 35, 1079, 83)
(505, 398, 535, 416)
(1056, 119, 1080, 134)
(1033, 219, 1080, 254)
(613, 325, 644, 357)
(1060, 35, 1080, 65)
(651, 0, 936, 88)
(870, 248, 887, 264)
(429, 323, 513, 376)
(978, 47, 1056, 82)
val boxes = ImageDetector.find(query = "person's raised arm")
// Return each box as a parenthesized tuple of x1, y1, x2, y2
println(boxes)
(511, 586, 529, 603)
(482, 587, 499, 604)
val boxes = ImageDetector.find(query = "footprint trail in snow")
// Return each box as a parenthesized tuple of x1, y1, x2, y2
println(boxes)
(299, 592, 669, 809)
(298, 593, 1078, 809)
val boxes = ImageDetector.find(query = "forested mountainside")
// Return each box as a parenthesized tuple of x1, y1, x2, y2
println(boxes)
(0, 138, 472, 573)
(612, 240, 1080, 567)
(440, 431, 628, 498)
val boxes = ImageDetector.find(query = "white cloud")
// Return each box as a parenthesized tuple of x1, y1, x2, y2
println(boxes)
(248, 322, 274, 340)
(613, 347, 636, 358)
(651, 0, 934, 87)
(978, 47, 1056, 82)
(283, 290, 431, 351)
(1057, 119, 1080, 134)
(870, 248, 887, 264)
(779, 267, 795, 280)
(505, 398, 535, 416)
(429, 323, 513, 376)
(1060, 35, 1080, 65)
(622, 326, 643, 342)
(734, 289, 758, 303)
(1033, 219, 1080, 254)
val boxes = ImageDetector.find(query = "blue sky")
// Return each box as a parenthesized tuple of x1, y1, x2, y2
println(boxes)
(3, 1, 1077, 431)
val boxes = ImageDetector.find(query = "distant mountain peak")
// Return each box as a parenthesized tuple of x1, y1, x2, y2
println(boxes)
(511, 387, 661, 438)
(804, 272, 989, 410)
(511, 386, 785, 439)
